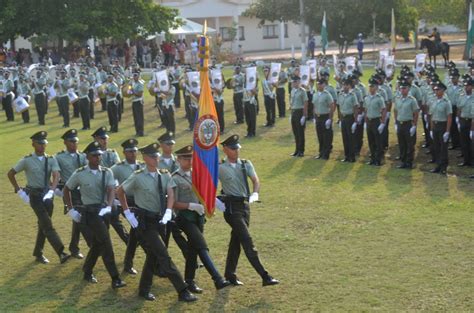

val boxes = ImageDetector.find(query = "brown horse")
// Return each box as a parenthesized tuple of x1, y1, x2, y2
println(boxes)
(420, 38, 450, 68)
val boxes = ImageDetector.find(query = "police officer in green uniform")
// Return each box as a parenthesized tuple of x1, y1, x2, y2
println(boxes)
(287, 59, 297, 102)
(447, 69, 463, 149)
(363, 78, 386, 166)
(78, 72, 91, 130)
(56, 129, 87, 259)
(105, 74, 119, 132)
(337, 79, 359, 162)
(91, 126, 129, 244)
(117, 143, 197, 302)
(312, 78, 335, 159)
(2, 69, 15, 121)
(172, 145, 231, 293)
(394, 80, 419, 169)
(162, 80, 177, 134)
(233, 66, 245, 124)
(262, 66, 276, 127)
(290, 76, 309, 157)
(376, 69, 393, 150)
(218, 135, 279, 287)
(457, 76, 474, 166)
(31, 69, 47, 125)
(111, 139, 143, 275)
(55, 70, 71, 127)
(130, 72, 145, 136)
(7, 131, 70, 264)
(352, 70, 367, 155)
(429, 82, 452, 174)
(276, 67, 288, 118)
(63, 141, 126, 288)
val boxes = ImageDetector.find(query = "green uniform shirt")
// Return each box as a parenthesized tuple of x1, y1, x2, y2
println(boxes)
(132, 80, 144, 102)
(17, 81, 31, 97)
(55, 150, 87, 183)
(395, 95, 418, 122)
(111, 160, 144, 184)
(337, 91, 358, 115)
(380, 83, 393, 102)
(363, 93, 385, 119)
(218, 159, 256, 198)
(277, 71, 288, 89)
(3, 79, 14, 92)
(312, 90, 334, 115)
(158, 154, 179, 173)
(353, 87, 363, 104)
(172, 168, 200, 223)
(77, 80, 90, 98)
(446, 84, 463, 107)
(13, 153, 60, 189)
(325, 85, 337, 104)
(458, 93, 474, 119)
(409, 84, 423, 104)
(57, 79, 71, 97)
(429, 97, 452, 122)
(66, 166, 114, 205)
(164, 86, 176, 107)
(105, 82, 118, 102)
(233, 73, 245, 94)
(32, 76, 47, 94)
(290, 87, 308, 109)
(100, 149, 120, 168)
(121, 167, 176, 213)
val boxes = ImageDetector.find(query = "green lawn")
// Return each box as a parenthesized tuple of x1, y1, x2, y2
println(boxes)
(0, 68, 473, 312)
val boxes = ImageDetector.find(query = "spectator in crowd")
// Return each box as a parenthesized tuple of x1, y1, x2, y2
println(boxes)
(357, 33, 364, 60)
(308, 34, 316, 59)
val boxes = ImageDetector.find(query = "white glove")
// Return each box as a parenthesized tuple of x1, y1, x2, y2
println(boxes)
(456, 117, 460, 131)
(300, 116, 306, 126)
(54, 188, 63, 197)
(377, 123, 385, 134)
(423, 114, 428, 124)
(215, 198, 226, 212)
(325, 119, 332, 129)
(127, 90, 133, 95)
(17, 189, 30, 204)
(338, 121, 342, 128)
(356, 114, 363, 124)
(249, 192, 259, 204)
(455, 116, 459, 124)
(363, 122, 367, 130)
(42, 189, 54, 202)
(68, 209, 82, 223)
(112, 198, 121, 207)
(98, 206, 112, 216)
(351, 122, 357, 133)
(160, 208, 173, 224)
(188, 203, 205, 216)
(430, 131, 433, 139)
(410, 126, 416, 137)
(394, 123, 399, 133)
(153, 87, 159, 93)
(457, 123, 461, 132)
(470, 130, 473, 140)
(443, 132, 450, 143)
(124, 209, 139, 228)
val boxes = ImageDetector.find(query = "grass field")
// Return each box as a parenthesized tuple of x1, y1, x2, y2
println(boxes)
(0, 68, 473, 312)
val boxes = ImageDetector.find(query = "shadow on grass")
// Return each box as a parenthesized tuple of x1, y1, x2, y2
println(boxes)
(383, 164, 414, 199)
(321, 160, 355, 187)
(351, 162, 381, 191)
(295, 157, 327, 178)
(268, 156, 298, 178)
(420, 170, 450, 201)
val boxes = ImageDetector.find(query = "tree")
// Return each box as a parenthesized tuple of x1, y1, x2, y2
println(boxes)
(0, 0, 180, 47)
(410, 0, 468, 29)
(244, 0, 418, 49)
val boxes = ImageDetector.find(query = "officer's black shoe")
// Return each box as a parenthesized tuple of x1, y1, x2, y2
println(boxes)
(215, 279, 231, 290)
(262, 275, 280, 287)
(112, 278, 126, 289)
(186, 281, 203, 293)
(59, 252, 71, 264)
(439, 168, 447, 175)
(457, 153, 464, 158)
(139, 291, 156, 301)
(426, 159, 436, 164)
(458, 162, 470, 167)
(405, 163, 413, 169)
(448, 146, 458, 150)
(366, 161, 375, 165)
(422, 144, 429, 148)
(296, 153, 304, 157)
(35, 255, 49, 264)
(341, 158, 349, 162)
(227, 278, 244, 286)
(397, 163, 407, 169)
(314, 155, 322, 159)
(178, 289, 198, 302)
(374, 161, 382, 166)
(71, 252, 84, 259)
(290, 152, 298, 157)
(124, 267, 138, 275)
(84, 274, 98, 284)
(395, 156, 401, 160)
(430, 167, 441, 173)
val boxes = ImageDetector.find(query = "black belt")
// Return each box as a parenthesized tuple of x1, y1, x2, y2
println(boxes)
(133, 207, 161, 219)
(341, 114, 353, 118)
(315, 113, 329, 118)
(291, 108, 303, 111)
(77, 204, 103, 213)
(398, 120, 412, 124)
(432, 121, 447, 124)
(368, 117, 381, 121)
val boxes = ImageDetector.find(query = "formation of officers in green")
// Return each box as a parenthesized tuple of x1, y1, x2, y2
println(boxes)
(284, 58, 474, 175)
(7, 128, 279, 302)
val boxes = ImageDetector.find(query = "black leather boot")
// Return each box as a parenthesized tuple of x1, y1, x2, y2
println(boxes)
(198, 249, 231, 290)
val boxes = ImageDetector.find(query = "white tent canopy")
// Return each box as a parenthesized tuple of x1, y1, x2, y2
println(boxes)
(147, 17, 216, 40)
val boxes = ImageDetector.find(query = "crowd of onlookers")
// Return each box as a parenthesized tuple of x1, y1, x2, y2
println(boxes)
(0, 38, 197, 68)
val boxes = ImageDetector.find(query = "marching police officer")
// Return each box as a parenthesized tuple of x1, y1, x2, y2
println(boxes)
(172, 145, 231, 293)
(312, 78, 335, 159)
(394, 80, 419, 169)
(117, 143, 197, 302)
(337, 79, 359, 162)
(363, 78, 386, 166)
(217, 135, 279, 287)
(55, 129, 87, 259)
(7, 131, 70, 264)
(111, 139, 143, 275)
(447, 69, 463, 150)
(290, 76, 308, 157)
(92, 127, 120, 168)
(276, 67, 288, 118)
(63, 141, 126, 288)
(262, 66, 276, 127)
(2, 69, 15, 121)
(429, 82, 452, 174)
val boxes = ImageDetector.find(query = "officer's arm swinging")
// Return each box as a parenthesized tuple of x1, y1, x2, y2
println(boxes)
(7, 169, 20, 193)
(50, 170, 60, 190)
(250, 174, 260, 194)
(167, 187, 175, 209)
(63, 186, 73, 210)
(106, 185, 115, 207)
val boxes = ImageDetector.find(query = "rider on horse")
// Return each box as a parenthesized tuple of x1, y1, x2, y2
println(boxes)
(428, 27, 442, 51)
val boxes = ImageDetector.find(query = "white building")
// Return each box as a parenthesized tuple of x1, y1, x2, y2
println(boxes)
(159, 0, 307, 52)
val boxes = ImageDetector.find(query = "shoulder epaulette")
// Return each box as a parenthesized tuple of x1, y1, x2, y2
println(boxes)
(106, 149, 116, 152)
(159, 168, 169, 174)
(135, 168, 144, 174)
(119, 160, 126, 165)
(57, 150, 66, 154)
(47, 154, 53, 158)
(24, 153, 33, 158)
(77, 166, 86, 172)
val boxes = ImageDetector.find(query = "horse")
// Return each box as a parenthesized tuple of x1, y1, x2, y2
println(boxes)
(420, 38, 450, 68)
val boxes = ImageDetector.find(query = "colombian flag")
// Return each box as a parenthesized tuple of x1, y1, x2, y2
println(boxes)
(192, 28, 220, 216)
